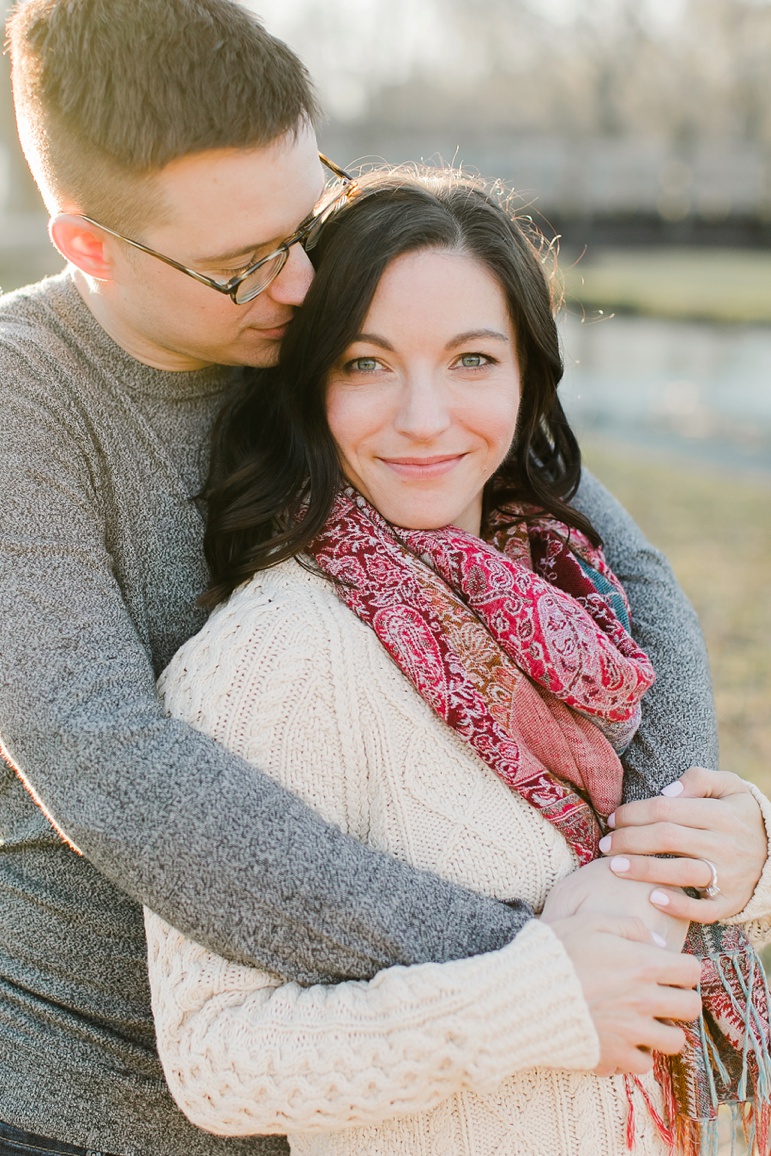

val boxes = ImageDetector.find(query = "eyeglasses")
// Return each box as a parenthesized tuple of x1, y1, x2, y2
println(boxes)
(79, 153, 356, 305)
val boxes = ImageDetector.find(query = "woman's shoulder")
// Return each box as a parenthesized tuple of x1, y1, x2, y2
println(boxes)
(220, 556, 341, 615)
(158, 558, 367, 713)
(181, 558, 343, 648)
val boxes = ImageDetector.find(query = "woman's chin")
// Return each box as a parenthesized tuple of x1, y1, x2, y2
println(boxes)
(379, 508, 481, 535)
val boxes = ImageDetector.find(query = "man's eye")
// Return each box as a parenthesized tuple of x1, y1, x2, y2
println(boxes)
(220, 262, 253, 279)
(214, 254, 261, 280)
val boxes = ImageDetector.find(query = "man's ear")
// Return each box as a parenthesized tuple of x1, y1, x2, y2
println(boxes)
(49, 214, 116, 280)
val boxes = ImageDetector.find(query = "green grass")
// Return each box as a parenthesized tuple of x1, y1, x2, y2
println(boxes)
(562, 248, 771, 324)
(583, 438, 771, 794)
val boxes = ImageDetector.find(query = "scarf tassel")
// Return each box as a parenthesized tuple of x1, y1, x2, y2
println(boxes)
(625, 950, 771, 1155)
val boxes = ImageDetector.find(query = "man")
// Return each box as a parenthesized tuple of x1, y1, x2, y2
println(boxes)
(0, 1, 716, 1154)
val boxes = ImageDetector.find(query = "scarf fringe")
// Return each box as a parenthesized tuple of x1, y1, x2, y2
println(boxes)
(625, 951, 771, 1155)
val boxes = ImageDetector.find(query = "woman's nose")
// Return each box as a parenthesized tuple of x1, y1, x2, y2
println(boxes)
(394, 375, 452, 441)
(266, 241, 315, 307)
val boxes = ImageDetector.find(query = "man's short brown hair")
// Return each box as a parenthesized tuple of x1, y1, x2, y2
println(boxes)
(6, 0, 320, 232)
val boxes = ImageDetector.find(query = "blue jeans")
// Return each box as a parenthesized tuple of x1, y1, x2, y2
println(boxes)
(0, 1122, 120, 1156)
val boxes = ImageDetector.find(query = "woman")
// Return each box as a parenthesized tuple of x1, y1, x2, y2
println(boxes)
(145, 170, 771, 1154)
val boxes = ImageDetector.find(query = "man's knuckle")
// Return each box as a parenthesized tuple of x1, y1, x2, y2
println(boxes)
(685, 993, 702, 1018)
(628, 916, 650, 941)
(684, 958, 703, 984)
(667, 1026, 687, 1052)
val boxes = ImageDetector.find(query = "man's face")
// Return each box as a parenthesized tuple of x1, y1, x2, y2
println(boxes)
(99, 123, 323, 370)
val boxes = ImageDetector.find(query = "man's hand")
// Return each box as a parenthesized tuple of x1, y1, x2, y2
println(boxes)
(599, 767, 767, 923)
(541, 856, 690, 953)
(542, 908, 702, 1076)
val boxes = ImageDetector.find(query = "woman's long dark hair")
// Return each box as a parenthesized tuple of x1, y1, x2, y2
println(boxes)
(202, 168, 600, 608)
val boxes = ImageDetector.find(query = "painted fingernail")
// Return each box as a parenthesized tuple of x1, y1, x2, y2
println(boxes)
(610, 856, 630, 873)
(661, 782, 684, 798)
(651, 932, 667, 948)
(607, 811, 616, 828)
(650, 889, 670, 906)
(598, 835, 612, 853)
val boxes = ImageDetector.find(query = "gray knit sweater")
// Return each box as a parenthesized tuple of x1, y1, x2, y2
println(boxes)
(0, 273, 718, 1156)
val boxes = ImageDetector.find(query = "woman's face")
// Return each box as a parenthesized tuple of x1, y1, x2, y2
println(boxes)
(325, 248, 521, 535)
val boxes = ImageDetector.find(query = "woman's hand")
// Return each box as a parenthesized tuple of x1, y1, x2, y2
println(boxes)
(598, 767, 768, 924)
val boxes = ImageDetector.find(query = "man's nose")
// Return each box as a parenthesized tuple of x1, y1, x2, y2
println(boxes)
(266, 241, 314, 307)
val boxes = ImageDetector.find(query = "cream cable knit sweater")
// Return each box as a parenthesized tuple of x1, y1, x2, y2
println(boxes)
(147, 560, 771, 1156)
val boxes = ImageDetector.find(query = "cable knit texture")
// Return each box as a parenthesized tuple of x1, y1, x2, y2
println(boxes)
(0, 272, 720, 1152)
(147, 559, 733, 1155)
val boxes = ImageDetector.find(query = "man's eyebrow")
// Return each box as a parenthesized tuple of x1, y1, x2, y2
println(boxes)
(447, 328, 510, 348)
(194, 240, 269, 265)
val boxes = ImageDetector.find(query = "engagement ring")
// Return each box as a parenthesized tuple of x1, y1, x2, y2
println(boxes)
(696, 858, 721, 899)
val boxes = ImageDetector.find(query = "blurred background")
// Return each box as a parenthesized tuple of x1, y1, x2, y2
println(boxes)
(1, 0, 769, 785)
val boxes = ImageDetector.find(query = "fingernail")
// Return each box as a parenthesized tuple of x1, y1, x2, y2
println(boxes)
(607, 811, 616, 828)
(650, 889, 670, 906)
(651, 932, 667, 948)
(661, 782, 684, 797)
(610, 856, 630, 873)
(598, 835, 612, 853)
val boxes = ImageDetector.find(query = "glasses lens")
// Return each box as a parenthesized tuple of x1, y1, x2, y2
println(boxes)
(302, 188, 350, 252)
(234, 250, 288, 304)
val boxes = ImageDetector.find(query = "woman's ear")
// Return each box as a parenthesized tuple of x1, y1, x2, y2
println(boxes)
(49, 214, 116, 281)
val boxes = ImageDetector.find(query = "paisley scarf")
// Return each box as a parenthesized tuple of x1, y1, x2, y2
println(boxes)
(307, 487, 771, 1155)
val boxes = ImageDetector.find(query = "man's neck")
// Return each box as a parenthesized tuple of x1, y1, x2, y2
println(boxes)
(72, 271, 215, 373)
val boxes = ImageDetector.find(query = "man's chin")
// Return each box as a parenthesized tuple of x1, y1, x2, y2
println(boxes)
(253, 341, 282, 368)
(219, 335, 283, 369)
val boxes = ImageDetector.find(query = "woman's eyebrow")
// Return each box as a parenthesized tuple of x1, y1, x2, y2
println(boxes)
(353, 333, 396, 351)
(352, 329, 510, 352)
(447, 329, 510, 348)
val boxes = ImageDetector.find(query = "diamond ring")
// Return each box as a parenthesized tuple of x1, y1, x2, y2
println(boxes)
(696, 858, 721, 899)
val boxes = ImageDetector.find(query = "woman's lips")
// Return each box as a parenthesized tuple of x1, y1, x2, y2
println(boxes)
(380, 454, 466, 479)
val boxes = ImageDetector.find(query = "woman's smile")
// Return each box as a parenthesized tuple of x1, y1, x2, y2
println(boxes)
(325, 248, 522, 535)
(378, 453, 468, 478)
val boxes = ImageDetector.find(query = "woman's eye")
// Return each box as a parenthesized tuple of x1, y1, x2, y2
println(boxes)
(456, 353, 491, 369)
(347, 357, 381, 373)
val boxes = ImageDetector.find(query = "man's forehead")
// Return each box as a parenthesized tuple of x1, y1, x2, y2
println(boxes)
(150, 129, 323, 256)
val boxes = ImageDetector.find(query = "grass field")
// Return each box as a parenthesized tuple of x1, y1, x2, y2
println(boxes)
(562, 248, 771, 325)
(583, 438, 771, 794)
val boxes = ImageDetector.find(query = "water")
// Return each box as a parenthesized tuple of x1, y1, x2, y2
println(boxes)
(559, 313, 771, 475)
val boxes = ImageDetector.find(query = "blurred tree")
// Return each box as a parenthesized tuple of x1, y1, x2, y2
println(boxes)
(362, 0, 771, 151)
(0, 0, 46, 213)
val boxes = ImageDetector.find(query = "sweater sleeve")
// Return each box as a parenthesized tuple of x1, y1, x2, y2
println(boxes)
(0, 341, 531, 986)
(725, 783, 771, 949)
(571, 469, 719, 799)
(145, 910, 598, 1136)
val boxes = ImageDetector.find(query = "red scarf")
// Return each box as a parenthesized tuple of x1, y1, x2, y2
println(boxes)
(307, 487, 771, 1155)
